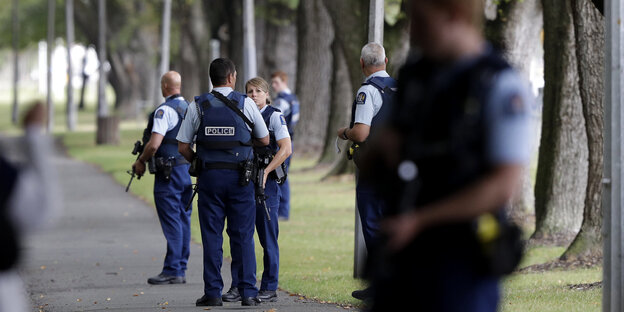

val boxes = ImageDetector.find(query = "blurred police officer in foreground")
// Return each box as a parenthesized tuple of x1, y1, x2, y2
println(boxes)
(177, 58, 269, 307)
(336, 42, 397, 301)
(270, 71, 299, 220)
(132, 71, 193, 285)
(0, 102, 61, 312)
(368, 0, 532, 311)
(223, 77, 292, 303)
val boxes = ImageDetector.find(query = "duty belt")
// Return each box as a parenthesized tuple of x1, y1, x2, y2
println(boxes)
(202, 162, 240, 170)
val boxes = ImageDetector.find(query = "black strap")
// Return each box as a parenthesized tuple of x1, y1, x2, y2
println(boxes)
(203, 162, 240, 170)
(196, 140, 252, 149)
(210, 91, 255, 130)
(162, 138, 178, 145)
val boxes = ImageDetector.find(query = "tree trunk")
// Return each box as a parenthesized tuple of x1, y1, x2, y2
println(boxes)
(533, 0, 587, 244)
(318, 41, 353, 165)
(485, 0, 543, 224)
(294, 0, 334, 156)
(74, 0, 159, 119)
(257, 2, 298, 91)
(174, 0, 212, 100)
(561, 0, 604, 261)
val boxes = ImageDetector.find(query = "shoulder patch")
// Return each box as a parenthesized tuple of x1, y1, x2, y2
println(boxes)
(155, 109, 165, 119)
(280, 114, 287, 125)
(356, 92, 367, 105)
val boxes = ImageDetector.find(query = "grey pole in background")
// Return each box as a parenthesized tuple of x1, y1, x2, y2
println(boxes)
(208, 39, 221, 90)
(46, 0, 55, 133)
(604, 1, 624, 311)
(11, 0, 19, 125)
(354, 0, 385, 279)
(242, 0, 257, 82)
(97, 0, 107, 118)
(157, 0, 172, 104)
(66, 0, 76, 131)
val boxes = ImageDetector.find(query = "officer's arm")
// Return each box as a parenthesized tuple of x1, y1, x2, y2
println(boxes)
(382, 165, 523, 251)
(266, 137, 292, 174)
(178, 142, 194, 162)
(253, 135, 270, 147)
(346, 123, 370, 143)
(138, 133, 164, 163)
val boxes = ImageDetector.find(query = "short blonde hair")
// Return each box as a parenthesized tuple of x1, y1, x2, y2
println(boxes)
(245, 77, 271, 104)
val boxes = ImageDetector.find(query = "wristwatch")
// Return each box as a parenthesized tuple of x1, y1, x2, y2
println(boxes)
(342, 128, 349, 140)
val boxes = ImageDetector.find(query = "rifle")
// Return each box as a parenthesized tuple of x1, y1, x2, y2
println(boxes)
(126, 140, 144, 192)
(254, 153, 272, 221)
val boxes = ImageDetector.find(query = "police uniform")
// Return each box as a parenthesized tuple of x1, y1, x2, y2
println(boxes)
(371, 46, 532, 312)
(350, 70, 397, 250)
(151, 94, 193, 279)
(229, 105, 290, 297)
(176, 87, 268, 300)
(273, 89, 299, 220)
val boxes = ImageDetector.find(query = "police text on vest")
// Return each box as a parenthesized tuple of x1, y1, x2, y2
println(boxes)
(205, 127, 235, 136)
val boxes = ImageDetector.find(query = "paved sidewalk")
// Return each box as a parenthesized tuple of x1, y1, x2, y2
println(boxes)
(20, 146, 349, 311)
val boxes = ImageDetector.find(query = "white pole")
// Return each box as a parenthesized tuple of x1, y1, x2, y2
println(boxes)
(368, 0, 384, 44)
(66, 0, 76, 131)
(46, 0, 55, 133)
(158, 0, 172, 102)
(97, 0, 107, 117)
(242, 0, 257, 82)
(209, 39, 221, 90)
(604, 0, 624, 311)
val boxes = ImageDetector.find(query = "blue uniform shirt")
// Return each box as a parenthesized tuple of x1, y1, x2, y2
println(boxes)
(353, 70, 391, 126)
(483, 69, 533, 166)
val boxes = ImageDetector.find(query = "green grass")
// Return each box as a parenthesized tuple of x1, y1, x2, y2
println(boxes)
(0, 100, 603, 309)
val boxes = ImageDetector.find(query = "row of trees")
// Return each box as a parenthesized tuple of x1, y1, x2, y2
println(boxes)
(0, 0, 607, 262)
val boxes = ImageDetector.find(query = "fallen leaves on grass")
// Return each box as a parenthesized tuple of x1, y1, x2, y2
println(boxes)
(567, 281, 602, 291)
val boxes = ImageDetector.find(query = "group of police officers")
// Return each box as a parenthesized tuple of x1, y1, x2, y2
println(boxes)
(131, 0, 531, 310)
(132, 60, 298, 306)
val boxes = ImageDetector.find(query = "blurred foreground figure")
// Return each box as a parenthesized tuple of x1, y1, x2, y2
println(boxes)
(0, 102, 61, 312)
(367, 0, 532, 311)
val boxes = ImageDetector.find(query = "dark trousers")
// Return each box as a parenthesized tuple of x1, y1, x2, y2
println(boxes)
(356, 177, 385, 249)
(197, 169, 258, 298)
(278, 154, 291, 219)
(371, 256, 500, 312)
(153, 164, 192, 277)
(231, 179, 281, 291)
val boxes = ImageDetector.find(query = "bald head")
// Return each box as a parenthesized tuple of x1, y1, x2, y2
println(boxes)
(161, 71, 181, 98)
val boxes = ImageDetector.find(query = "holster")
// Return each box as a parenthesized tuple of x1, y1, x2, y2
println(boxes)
(239, 159, 254, 186)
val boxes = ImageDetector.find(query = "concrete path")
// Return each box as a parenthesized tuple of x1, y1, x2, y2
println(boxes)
(20, 146, 349, 311)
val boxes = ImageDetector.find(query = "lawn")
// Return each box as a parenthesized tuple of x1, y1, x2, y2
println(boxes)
(0, 101, 603, 310)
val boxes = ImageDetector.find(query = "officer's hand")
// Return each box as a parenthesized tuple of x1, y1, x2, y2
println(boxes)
(133, 160, 146, 177)
(337, 127, 348, 140)
(381, 211, 422, 252)
(262, 171, 269, 188)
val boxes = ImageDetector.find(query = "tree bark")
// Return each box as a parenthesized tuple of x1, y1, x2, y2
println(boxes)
(74, 0, 159, 118)
(174, 0, 212, 100)
(318, 41, 353, 165)
(561, 0, 604, 261)
(294, 0, 334, 156)
(533, 0, 587, 244)
(485, 0, 543, 224)
(257, 2, 298, 91)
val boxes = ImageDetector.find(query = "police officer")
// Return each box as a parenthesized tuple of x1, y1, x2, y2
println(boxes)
(336, 42, 397, 301)
(177, 58, 269, 307)
(371, 0, 532, 311)
(223, 77, 292, 303)
(270, 71, 299, 220)
(132, 71, 193, 285)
